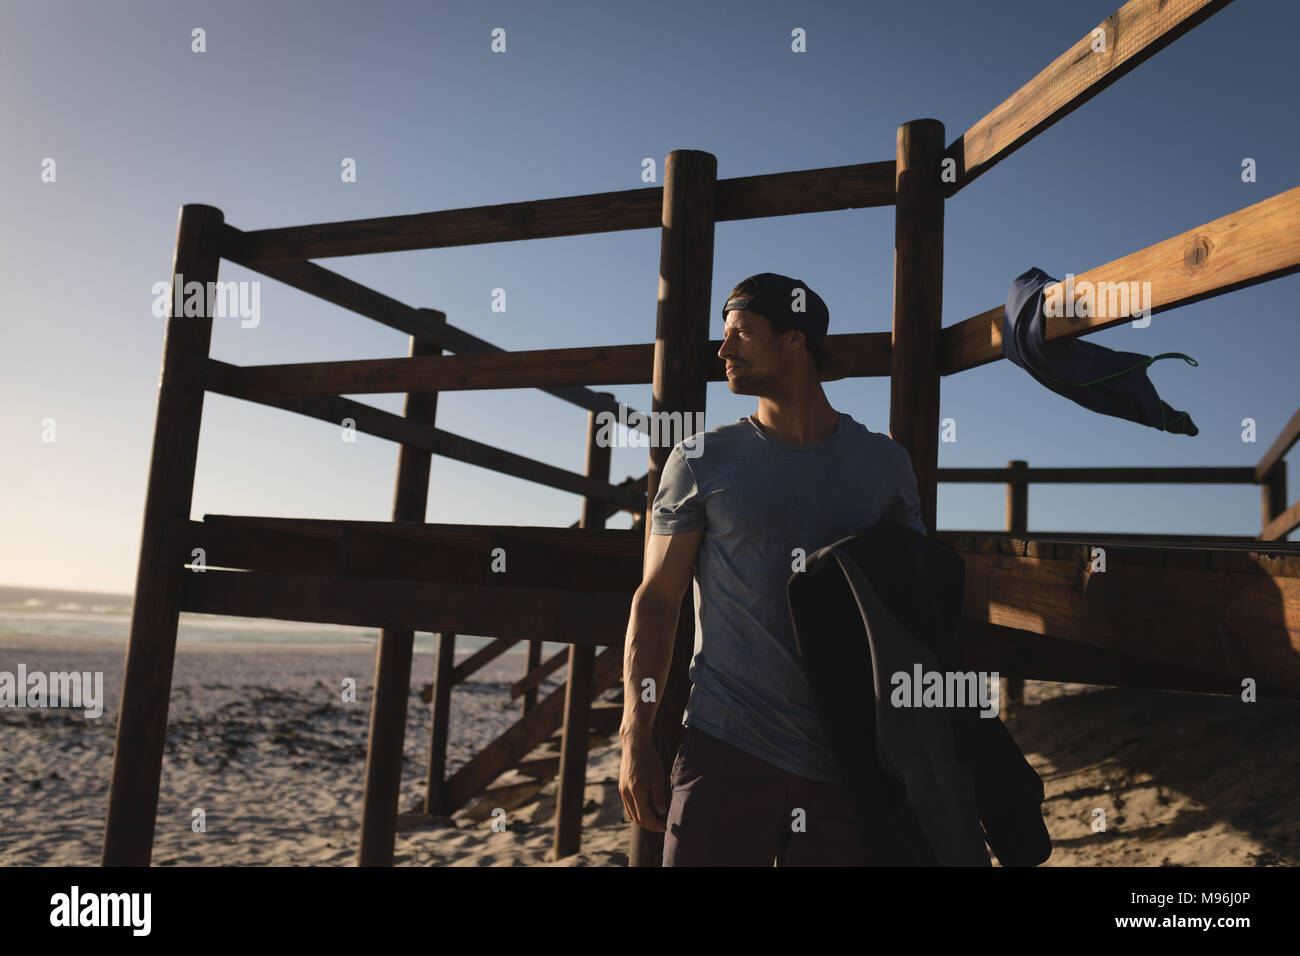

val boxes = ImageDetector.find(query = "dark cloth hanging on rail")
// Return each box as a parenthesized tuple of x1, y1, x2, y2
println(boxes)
(1002, 266, 1199, 436)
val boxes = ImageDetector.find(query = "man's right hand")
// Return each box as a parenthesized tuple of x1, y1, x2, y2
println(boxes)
(617, 527, 702, 833)
(619, 734, 668, 832)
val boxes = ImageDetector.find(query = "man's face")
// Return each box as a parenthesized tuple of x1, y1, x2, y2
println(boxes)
(718, 309, 799, 396)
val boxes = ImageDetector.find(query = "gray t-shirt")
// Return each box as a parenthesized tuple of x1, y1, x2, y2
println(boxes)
(649, 411, 926, 782)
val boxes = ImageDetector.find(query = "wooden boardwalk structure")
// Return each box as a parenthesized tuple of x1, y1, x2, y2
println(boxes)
(102, 0, 1298, 866)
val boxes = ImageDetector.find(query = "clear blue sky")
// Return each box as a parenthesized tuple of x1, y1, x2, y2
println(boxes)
(2, 0, 1296, 594)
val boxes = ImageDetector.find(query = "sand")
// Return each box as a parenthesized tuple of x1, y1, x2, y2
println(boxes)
(2, 634, 1297, 866)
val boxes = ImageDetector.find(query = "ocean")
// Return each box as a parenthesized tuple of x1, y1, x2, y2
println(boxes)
(0, 584, 567, 658)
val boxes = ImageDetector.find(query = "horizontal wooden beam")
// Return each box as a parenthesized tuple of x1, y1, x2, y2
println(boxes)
(226, 188, 660, 263)
(179, 568, 632, 647)
(958, 620, 1267, 695)
(939, 306, 1001, 374)
(1256, 406, 1300, 481)
(215, 229, 654, 433)
(175, 516, 643, 592)
(197, 513, 640, 544)
(206, 330, 891, 396)
(221, 162, 896, 263)
(944, 533, 1300, 566)
(202, 365, 644, 510)
(209, 344, 650, 394)
(952, 536, 1300, 693)
(938, 530, 1270, 548)
(941, 186, 1300, 374)
(938, 466, 1255, 484)
(944, 0, 1236, 197)
(715, 160, 896, 220)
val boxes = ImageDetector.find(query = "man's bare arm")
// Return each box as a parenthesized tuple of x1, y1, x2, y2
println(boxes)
(617, 528, 703, 831)
(619, 528, 703, 743)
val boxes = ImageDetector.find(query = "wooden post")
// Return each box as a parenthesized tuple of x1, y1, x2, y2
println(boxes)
(523, 640, 541, 714)
(423, 630, 456, 815)
(358, 311, 443, 865)
(889, 119, 945, 538)
(553, 399, 613, 859)
(1001, 459, 1027, 719)
(1263, 461, 1287, 534)
(103, 204, 224, 866)
(1005, 460, 1028, 534)
(628, 149, 716, 867)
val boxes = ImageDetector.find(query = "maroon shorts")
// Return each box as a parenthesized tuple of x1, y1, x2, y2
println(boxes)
(662, 724, 882, 866)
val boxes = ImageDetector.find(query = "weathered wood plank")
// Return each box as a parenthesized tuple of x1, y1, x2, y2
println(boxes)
(178, 569, 632, 647)
(1001, 460, 1028, 715)
(945, 0, 1236, 196)
(939, 466, 1255, 484)
(359, 330, 440, 866)
(959, 620, 1262, 695)
(715, 160, 896, 219)
(890, 119, 945, 537)
(173, 517, 643, 592)
(209, 330, 890, 396)
(940, 186, 1300, 374)
(938, 530, 1278, 548)
(423, 631, 456, 815)
(940, 532, 1300, 566)
(221, 162, 895, 263)
(630, 149, 716, 869)
(215, 343, 652, 393)
(958, 549, 1300, 692)
(1262, 462, 1288, 540)
(192, 514, 643, 557)
(555, 404, 612, 859)
(103, 204, 224, 867)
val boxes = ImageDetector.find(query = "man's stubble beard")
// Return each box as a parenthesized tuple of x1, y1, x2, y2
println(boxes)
(727, 367, 778, 397)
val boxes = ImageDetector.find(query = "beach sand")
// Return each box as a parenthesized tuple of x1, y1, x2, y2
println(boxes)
(2, 633, 1297, 866)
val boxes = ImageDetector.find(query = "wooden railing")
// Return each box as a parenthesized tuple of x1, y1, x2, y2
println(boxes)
(937, 408, 1299, 543)
(936, 413, 1299, 716)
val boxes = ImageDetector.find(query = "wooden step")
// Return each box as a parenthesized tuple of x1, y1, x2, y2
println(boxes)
(515, 755, 560, 779)
(541, 729, 609, 753)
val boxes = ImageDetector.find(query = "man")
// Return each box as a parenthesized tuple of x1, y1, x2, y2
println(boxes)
(617, 272, 928, 866)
